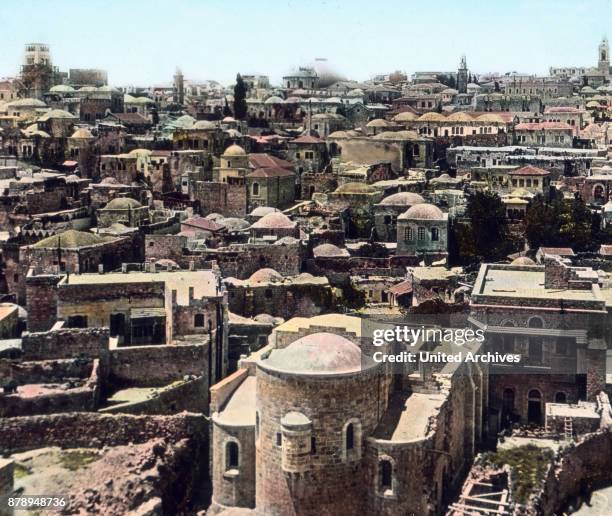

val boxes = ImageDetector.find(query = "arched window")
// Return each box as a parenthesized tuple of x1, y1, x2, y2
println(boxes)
(431, 227, 439, 241)
(528, 316, 544, 329)
(417, 227, 426, 241)
(252, 182, 260, 196)
(346, 423, 354, 450)
(379, 459, 393, 492)
(404, 227, 413, 242)
(194, 313, 205, 327)
(226, 441, 239, 469)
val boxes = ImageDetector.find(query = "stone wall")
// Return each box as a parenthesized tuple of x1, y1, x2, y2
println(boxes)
(0, 412, 208, 454)
(108, 343, 207, 387)
(101, 376, 208, 415)
(21, 327, 109, 360)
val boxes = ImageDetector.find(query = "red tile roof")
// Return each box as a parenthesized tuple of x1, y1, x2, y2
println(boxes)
(508, 165, 551, 176)
(515, 121, 574, 131)
(181, 216, 225, 232)
(387, 280, 413, 296)
(248, 153, 293, 170)
(247, 167, 294, 178)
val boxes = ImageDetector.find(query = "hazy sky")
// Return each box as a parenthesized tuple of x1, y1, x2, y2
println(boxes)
(1, 0, 610, 86)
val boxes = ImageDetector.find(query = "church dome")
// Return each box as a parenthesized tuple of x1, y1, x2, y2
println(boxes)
(313, 243, 349, 258)
(260, 332, 366, 375)
(399, 203, 444, 220)
(223, 144, 246, 156)
(251, 212, 295, 229)
(380, 192, 425, 206)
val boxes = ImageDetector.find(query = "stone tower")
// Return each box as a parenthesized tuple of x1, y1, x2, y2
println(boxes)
(173, 67, 184, 105)
(21, 43, 54, 99)
(457, 55, 468, 94)
(598, 37, 610, 76)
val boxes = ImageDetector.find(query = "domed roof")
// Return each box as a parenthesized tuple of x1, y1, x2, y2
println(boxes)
(192, 120, 215, 130)
(366, 118, 390, 128)
(511, 256, 535, 265)
(128, 148, 152, 157)
(253, 313, 284, 325)
(70, 127, 93, 139)
(418, 112, 446, 122)
(249, 268, 283, 283)
(581, 86, 597, 93)
(7, 98, 46, 108)
(50, 85, 75, 93)
(251, 212, 295, 229)
(264, 95, 284, 104)
(347, 88, 364, 97)
(446, 112, 474, 122)
(334, 182, 375, 194)
(172, 115, 196, 128)
(373, 130, 419, 140)
(442, 88, 458, 94)
(223, 144, 246, 157)
(328, 130, 349, 138)
(313, 243, 349, 258)
(477, 113, 505, 123)
(100, 177, 119, 185)
(380, 192, 425, 206)
(31, 230, 111, 249)
(37, 109, 76, 121)
(218, 217, 250, 231)
(222, 116, 236, 122)
(103, 197, 143, 210)
(155, 258, 180, 270)
(79, 86, 97, 92)
(393, 112, 418, 122)
(261, 332, 366, 375)
(249, 206, 279, 217)
(467, 82, 481, 90)
(399, 203, 444, 220)
(205, 212, 225, 221)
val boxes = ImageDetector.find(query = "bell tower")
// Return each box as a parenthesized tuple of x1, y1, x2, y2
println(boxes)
(457, 55, 468, 94)
(598, 37, 609, 75)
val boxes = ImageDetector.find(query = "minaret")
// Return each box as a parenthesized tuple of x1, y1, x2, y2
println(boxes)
(598, 37, 609, 76)
(457, 55, 468, 94)
(173, 67, 184, 105)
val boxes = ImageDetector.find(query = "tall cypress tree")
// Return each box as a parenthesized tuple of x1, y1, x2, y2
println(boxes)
(233, 74, 248, 120)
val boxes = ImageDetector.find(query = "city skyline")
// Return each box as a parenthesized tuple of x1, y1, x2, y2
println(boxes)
(1, 0, 611, 86)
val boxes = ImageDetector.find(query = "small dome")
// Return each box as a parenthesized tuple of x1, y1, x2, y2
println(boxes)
(249, 206, 279, 217)
(399, 203, 444, 220)
(205, 212, 225, 221)
(222, 116, 236, 122)
(418, 112, 446, 122)
(380, 192, 425, 206)
(251, 212, 295, 229)
(313, 243, 349, 258)
(249, 268, 283, 283)
(446, 112, 474, 122)
(128, 148, 152, 157)
(264, 96, 284, 105)
(223, 144, 246, 157)
(393, 112, 418, 122)
(261, 332, 366, 375)
(334, 182, 375, 194)
(70, 127, 93, 139)
(7, 98, 46, 108)
(31, 230, 110, 249)
(366, 118, 390, 128)
(37, 109, 76, 121)
(274, 236, 300, 246)
(79, 86, 97, 92)
(511, 256, 535, 265)
(50, 85, 75, 93)
(103, 197, 143, 210)
(328, 130, 349, 138)
(218, 217, 250, 231)
(100, 177, 119, 185)
(65, 174, 81, 182)
(477, 113, 505, 123)
(155, 258, 180, 270)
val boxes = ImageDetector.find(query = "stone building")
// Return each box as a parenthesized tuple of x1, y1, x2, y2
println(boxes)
(470, 257, 609, 430)
(96, 197, 150, 228)
(513, 122, 575, 148)
(249, 212, 299, 241)
(224, 268, 332, 319)
(374, 192, 426, 242)
(209, 315, 486, 515)
(245, 167, 295, 212)
(396, 203, 449, 263)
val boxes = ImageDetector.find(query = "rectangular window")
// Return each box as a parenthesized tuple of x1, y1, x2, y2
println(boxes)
(404, 227, 413, 242)
(418, 227, 426, 241)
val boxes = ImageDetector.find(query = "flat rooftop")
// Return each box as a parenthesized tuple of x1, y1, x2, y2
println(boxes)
(373, 391, 445, 442)
(215, 376, 256, 427)
(62, 269, 219, 302)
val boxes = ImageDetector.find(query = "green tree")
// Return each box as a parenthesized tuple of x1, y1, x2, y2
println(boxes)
(523, 196, 558, 250)
(233, 74, 248, 120)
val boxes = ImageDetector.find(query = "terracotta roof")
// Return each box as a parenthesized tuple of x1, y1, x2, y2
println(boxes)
(538, 247, 575, 256)
(248, 153, 293, 170)
(515, 122, 574, 131)
(387, 280, 413, 296)
(182, 216, 225, 232)
(247, 167, 294, 178)
(508, 165, 550, 176)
